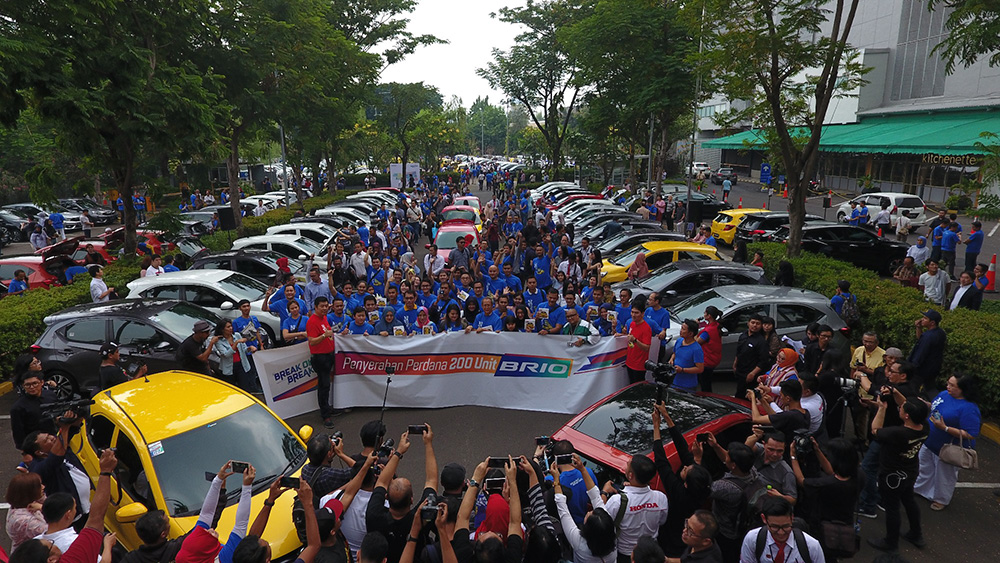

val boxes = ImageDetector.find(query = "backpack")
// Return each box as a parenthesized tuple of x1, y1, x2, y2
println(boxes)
(839, 294, 860, 325)
(724, 476, 770, 536)
(291, 468, 327, 543)
(754, 526, 814, 563)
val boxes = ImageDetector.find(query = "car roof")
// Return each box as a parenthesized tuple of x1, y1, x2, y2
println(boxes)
(639, 241, 720, 253)
(438, 219, 477, 230)
(267, 222, 334, 232)
(128, 269, 235, 288)
(44, 298, 180, 323)
(233, 234, 306, 244)
(193, 249, 273, 260)
(97, 370, 257, 443)
(709, 284, 830, 305)
(653, 260, 764, 274)
(718, 208, 768, 217)
(443, 205, 477, 212)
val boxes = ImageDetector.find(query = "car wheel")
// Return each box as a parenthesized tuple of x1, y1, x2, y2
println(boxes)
(837, 212, 846, 223)
(261, 324, 277, 346)
(47, 371, 78, 400)
(0, 228, 11, 247)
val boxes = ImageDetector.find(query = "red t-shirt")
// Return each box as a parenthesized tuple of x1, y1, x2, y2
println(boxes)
(61, 527, 103, 563)
(306, 314, 335, 354)
(626, 319, 652, 369)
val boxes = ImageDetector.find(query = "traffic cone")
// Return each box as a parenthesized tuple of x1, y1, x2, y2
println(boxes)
(762, 201, 767, 209)
(738, 197, 743, 209)
(782, 187, 788, 198)
(988, 254, 997, 292)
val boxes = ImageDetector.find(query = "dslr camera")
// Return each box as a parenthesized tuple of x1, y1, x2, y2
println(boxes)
(40, 398, 94, 425)
(792, 429, 814, 457)
(330, 430, 343, 446)
(377, 437, 395, 458)
(421, 492, 440, 522)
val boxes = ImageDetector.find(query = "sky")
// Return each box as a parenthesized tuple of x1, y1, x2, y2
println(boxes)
(379, 0, 527, 107)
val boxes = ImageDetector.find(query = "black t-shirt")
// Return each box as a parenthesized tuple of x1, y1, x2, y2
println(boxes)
(176, 335, 209, 375)
(315, 535, 352, 563)
(876, 425, 929, 473)
(770, 409, 810, 445)
(365, 486, 435, 563)
(99, 364, 128, 390)
(681, 542, 723, 562)
(877, 380, 919, 428)
(802, 470, 862, 527)
(451, 528, 524, 563)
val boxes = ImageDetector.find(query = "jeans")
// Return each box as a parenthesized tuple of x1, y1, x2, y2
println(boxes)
(237, 357, 261, 393)
(312, 352, 335, 418)
(879, 469, 921, 546)
(700, 365, 715, 393)
(858, 441, 882, 511)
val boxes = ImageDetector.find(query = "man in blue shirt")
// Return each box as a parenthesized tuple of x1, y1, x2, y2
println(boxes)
(857, 200, 869, 225)
(501, 263, 522, 293)
(847, 202, 861, 226)
(644, 292, 671, 359)
(6, 269, 29, 296)
(941, 222, 960, 278)
(397, 290, 420, 330)
(522, 276, 545, 312)
(615, 288, 633, 333)
(549, 440, 598, 525)
(503, 215, 523, 238)
(963, 220, 984, 272)
(303, 267, 334, 314)
(356, 221, 370, 248)
(264, 284, 308, 324)
(930, 218, 949, 263)
(469, 297, 502, 332)
(162, 255, 180, 273)
(722, 178, 732, 202)
(341, 282, 363, 313)
(532, 241, 554, 290)
(536, 288, 566, 335)
(48, 211, 65, 240)
(344, 307, 374, 335)
(829, 279, 855, 316)
(325, 297, 350, 333)
(485, 265, 507, 296)
(583, 286, 606, 322)
(232, 299, 263, 351)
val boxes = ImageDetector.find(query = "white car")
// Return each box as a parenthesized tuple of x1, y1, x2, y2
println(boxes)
(314, 206, 371, 225)
(686, 162, 712, 177)
(126, 270, 284, 342)
(836, 192, 928, 226)
(232, 234, 329, 269)
(265, 222, 339, 250)
(244, 195, 282, 210)
(453, 195, 481, 211)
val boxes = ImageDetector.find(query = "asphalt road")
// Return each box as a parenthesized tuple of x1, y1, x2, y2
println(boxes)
(3, 181, 1000, 561)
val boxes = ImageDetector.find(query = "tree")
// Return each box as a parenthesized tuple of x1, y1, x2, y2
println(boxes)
(371, 83, 443, 167)
(930, 0, 1000, 72)
(0, 0, 219, 254)
(468, 97, 507, 155)
(479, 0, 583, 179)
(702, 0, 868, 257)
(327, 0, 444, 67)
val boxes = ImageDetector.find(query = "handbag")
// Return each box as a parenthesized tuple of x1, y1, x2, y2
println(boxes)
(820, 520, 860, 558)
(939, 434, 978, 470)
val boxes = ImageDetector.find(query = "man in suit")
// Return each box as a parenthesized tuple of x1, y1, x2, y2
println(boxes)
(948, 270, 983, 311)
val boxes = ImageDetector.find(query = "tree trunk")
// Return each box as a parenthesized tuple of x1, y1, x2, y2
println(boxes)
(226, 133, 244, 234)
(400, 139, 410, 172)
(657, 126, 670, 194)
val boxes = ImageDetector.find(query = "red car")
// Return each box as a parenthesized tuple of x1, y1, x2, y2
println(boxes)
(551, 382, 752, 490)
(428, 218, 481, 251)
(35, 237, 117, 265)
(0, 238, 82, 290)
(101, 227, 177, 255)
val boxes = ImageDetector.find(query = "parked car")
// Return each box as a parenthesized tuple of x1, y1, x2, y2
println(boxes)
(453, 195, 481, 211)
(0, 208, 29, 245)
(4, 203, 83, 231)
(231, 234, 329, 269)
(442, 205, 483, 232)
(189, 250, 307, 285)
(600, 241, 721, 284)
(32, 300, 223, 397)
(430, 218, 481, 251)
(686, 162, 712, 177)
(733, 212, 826, 244)
(835, 192, 927, 226)
(672, 191, 732, 219)
(551, 382, 751, 488)
(126, 270, 282, 343)
(771, 222, 909, 275)
(612, 261, 769, 306)
(590, 229, 687, 257)
(59, 198, 118, 225)
(0, 238, 81, 290)
(66, 370, 307, 557)
(663, 285, 850, 372)
(710, 208, 768, 245)
(100, 227, 178, 256)
(710, 167, 738, 185)
(577, 220, 666, 244)
(265, 222, 340, 250)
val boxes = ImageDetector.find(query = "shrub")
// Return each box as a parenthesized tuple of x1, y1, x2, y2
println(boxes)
(748, 242, 1000, 414)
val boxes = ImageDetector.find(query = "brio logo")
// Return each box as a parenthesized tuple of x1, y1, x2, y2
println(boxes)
(494, 354, 572, 378)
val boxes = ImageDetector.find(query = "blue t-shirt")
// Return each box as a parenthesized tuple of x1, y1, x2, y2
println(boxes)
(705, 236, 717, 248)
(829, 293, 854, 316)
(672, 339, 704, 390)
(486, 276, 507, 295)
(504, 275, 523, 293)
(848, 208, 860, 226)
(346, 321, 374, 335)
(473, 311, 502, 331)
(268, 297, 308, 324)
(536, 305, 566, 333)
(857, 206, 869, 224)
(163, 265, 180, 273)
(357, 225, 370, 247)
(723, 179, 732, 191)
(557, 467, 598, 525)
(523, 290, 546, 312)
(966, 230, 984, 254)
(924, 390, 980, 454)
(232, 316, 262, 350)
(7, 279, 28, 295)
(367, 267, 388, 295)
(644, 306, 671, 346)
(615, 304, 632, 333)
(397, 306, 420, 331)
(325, 312, 350, 333)
(533, 255, 553, 288)
(281, 315, 308, 342)
(932, 225, 946, 248)
(941, 229, 959, 252)
(49, 213, 64, 229)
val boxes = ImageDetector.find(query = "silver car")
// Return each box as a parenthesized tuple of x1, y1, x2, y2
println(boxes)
(662, 285, 849, 372)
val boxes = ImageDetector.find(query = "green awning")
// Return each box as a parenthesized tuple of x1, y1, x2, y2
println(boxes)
(702, 109, 1000, 156)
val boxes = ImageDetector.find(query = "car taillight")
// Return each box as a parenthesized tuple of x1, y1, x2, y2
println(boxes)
(752, 230, 766, 235)
(723, 225, 734, 231)
(30, 345, 41, 353)
(839, 326, 851, 338)
(891, 205, 897, 213)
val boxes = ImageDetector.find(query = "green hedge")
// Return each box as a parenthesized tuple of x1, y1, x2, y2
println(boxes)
(748, 242, 1000, 414)
(0, 258, 142, 380)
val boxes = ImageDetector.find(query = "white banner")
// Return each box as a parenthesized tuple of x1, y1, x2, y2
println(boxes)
(253, 333, 652, 419)
(389, 163, 404, 189)
(405, 163, 421, 185)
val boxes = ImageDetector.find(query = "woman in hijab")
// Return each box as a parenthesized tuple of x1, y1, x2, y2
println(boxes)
(373, 306, 405, 336)
(626, 252, 649, 281)
(907, 236, 931, 265)
(414, 306, 436, 335)
(761, 348, 800, 389)
(462, 294, 481, 322)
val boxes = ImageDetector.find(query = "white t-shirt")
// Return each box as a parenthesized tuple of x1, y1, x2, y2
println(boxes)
(321, 489, 378, 556)
(145, 265, 165, 277)
(919, 270, 949, 304)
(602, 485, 668, 554)
(90, 278, 109, 303)
(800, 393, 826, 435)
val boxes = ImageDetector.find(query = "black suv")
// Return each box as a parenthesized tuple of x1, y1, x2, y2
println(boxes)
(33, 300, 222, 398)
(734, 212, 825, 244)
(771, 222, 908, 275)
(189, 249, 306, 285)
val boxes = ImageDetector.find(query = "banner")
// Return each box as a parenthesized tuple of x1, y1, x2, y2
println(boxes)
(389, 163, 404, 188)
(253, 332, 651, 419)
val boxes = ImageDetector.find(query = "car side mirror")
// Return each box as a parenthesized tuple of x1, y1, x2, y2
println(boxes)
(115, 502, 148, 523)
(220, 301, 234, 311)
(155, 341, 172, 351)
(298, 424, 314, 442)
(298, 254, 308, 261)
(719, 327, 729, 336)
(664, 290, 677, 297)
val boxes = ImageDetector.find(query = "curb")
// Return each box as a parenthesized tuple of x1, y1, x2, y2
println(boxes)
(980, 422, 1000, 445)
(0, 381, 12, 397)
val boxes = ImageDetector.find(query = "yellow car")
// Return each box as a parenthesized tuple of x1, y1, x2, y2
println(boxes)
(600, 241, 721, 283)
(711, 208, 770, 245)
(68, 370, 311, 556)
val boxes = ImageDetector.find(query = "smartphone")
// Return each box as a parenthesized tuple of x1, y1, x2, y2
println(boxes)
(554, 453, 572, 466)
(487, 457, 509, 468)
(279, 476, 300, 488)
(408, 424, 428, 435)
(696, 433, 710, 444)
(535, 435, 550, 446)
(231, 461, 249, 474)
(205, 471, 216, 482)
(484, 477, 505, 494)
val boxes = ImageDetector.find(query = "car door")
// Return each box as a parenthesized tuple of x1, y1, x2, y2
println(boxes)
(87, 414, 156, 547)
(184, 285, 233, 315)
(273, 243, 304, 259)
(58, 318, 111, 391)
(836, 227, 880, 270)
(775, 304, 825, 344)
(645, 250, 675, 270)
(112, 318, 177, 375)
(717, 304, 773, 371)
(235, 258, 278, 285)
(138, 285, 182, 300)
(800, 227, 841, 257)
(715, 272, 763, 287)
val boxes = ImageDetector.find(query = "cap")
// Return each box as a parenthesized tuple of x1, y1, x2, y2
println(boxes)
(193, 320, 212, 333)
(922, 309, 942, 324)
(175, 526, 222, 563)
(884, 347, 904, 358)
(440, 462, 466, 491)
(315, 498, 344, 539)
(100, 342, 119, 358)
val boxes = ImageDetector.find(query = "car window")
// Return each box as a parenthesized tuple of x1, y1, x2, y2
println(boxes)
(717, 273, 758, 286)
(141, 286, 182, 300)
(840, 228, 877, 243)
(273, 244, 301, 257)
(113, 430, 156, 509)
(236, 259, 275, 280)
(898, 197, 923, 208)
(196, 259, 229, 270)
(804, 228, 839, 242)
(88, 415, 115, 451)
(679, 251, 714, 261)
(720, 305, 770, 333)
(64, 319, 107, 344)
(187, 286, 227, 308)
(670, 273, 712, 293)
(777, 304, 823, 328)
(296, 230, 326, 244)
(645, 252, 674, 269)
(114, 320, 165, 348)
(0, 264, 34, 280)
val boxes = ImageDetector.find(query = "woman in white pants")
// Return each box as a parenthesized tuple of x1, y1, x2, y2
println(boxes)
(914, 374, 981, 510)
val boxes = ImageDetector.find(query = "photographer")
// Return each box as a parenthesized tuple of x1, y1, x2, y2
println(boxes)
(652, 404, 713, 558)
(23, 413, 90, 528)
(855, 347, 903, 446)
(697, 439, 760, 563)
(98, 342, 128, 390)
(551, 455, 616, 563)
(789, 437, 860, 562)
(10, 355, 59, 448)
(548, 439, 597, 525)
(747, 380, 809, 458)
(302, 433, 358, 500)
(452, 457, 523, 563)
(601, 455, 669, 563)
(744, 430, 797, 507)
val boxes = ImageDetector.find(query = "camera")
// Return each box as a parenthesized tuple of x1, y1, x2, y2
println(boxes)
(833, 377, 859, 391)
(231, 461, 249, 474)
(792, 429, 814, 457)
(40, 398, 94, 425)
(377, 438, 395, 458)
(420, 492, 440, 522)
(752, 388, 763, 400)
(385, 365, 396, 376)
(330, 430, 343, 446)
(279, 476, 300, 488)
(645, 360, 676, 385)
(407, 424, 428, 435)
(535, 435, 550, 446)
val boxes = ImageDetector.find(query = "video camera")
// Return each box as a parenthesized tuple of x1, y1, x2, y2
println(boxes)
(644, 360, 676, 385)
(40, 399, 94, 425)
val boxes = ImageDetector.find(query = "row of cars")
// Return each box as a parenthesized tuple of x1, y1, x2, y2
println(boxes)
(0, 198, 118, 244)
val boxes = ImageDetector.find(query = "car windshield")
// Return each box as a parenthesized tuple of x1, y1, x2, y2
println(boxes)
(571, 384, 748, 455)
(150, 403, 306, 516)
(291, 237, 323, 254)
(612, 244, 649, 267)
(444, 209, 479, 223)
(147, 302, 222, 338)
(175, 239, 207, 257)
(436, 230, 475, 250)
(256, 251, 305, 273)
(670, 289, 734, 322)
(218, 273, 269, 302)
(631, 264, 685, 290)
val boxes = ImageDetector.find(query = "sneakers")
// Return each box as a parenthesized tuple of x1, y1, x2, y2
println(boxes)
(330, 408, 351, 417)
(867, 537, 897, 552)
(902, 531, 926, 549)
(323, 417, 335, 429)
(930, 502, 946, 511)
(857, 508, 878, 519)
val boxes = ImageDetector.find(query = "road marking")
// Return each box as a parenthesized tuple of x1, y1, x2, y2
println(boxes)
(955, 482, 1000, 489)
(0, 414, 9, 420)
(990, 223, 999, 237)
(0, 502, 9, 510)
